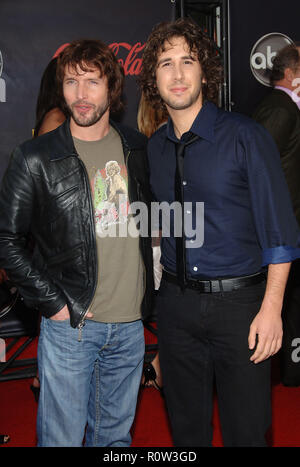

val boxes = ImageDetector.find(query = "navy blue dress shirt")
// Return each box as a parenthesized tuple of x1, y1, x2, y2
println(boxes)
(147, 101, 300, 279)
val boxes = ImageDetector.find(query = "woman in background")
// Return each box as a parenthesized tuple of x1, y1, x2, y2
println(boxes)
(34, 57, 66, 137)
(137, 93, 168, 392)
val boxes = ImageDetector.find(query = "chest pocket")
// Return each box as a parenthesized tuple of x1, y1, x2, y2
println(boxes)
(47, 185, 80, 223)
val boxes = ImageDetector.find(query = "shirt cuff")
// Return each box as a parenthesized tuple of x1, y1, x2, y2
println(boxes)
(262, 246, 300, 266)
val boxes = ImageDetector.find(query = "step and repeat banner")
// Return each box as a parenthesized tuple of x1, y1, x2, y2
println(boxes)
(0, 0, 174, 180)
(0, 0, 299, 181)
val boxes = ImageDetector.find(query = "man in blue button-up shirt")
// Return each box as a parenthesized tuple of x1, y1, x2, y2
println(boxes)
(140, 18, 300, 447)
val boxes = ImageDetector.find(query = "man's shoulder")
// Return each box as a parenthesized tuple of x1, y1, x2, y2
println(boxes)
(216, 106, 262, 135)
(19, 123, 64, 155)
(254, 88, 298, 113)
(111, 121, 148, 150)
(148, 123, 167, 147)
(12, 122, 72, 173)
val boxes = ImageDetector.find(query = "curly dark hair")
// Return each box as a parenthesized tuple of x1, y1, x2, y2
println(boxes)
(139, 18, 223, 110)
(270, 43, 300, 86)
(56, 39, 124, 114)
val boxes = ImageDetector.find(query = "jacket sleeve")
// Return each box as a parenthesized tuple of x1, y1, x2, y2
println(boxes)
(0, 146, 67, 318)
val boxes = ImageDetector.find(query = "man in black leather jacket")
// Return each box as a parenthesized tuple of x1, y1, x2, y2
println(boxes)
(0, 39, 154, 446)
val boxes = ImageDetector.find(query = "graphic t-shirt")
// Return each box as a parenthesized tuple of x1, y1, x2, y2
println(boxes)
(73, 127, 143, 323)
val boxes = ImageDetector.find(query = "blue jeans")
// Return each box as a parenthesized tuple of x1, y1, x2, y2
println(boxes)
(36, 317, 144, 447)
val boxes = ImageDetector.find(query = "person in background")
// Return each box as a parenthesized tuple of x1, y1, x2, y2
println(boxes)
(137, 93, 168, 392)
(34, 57, 66, 137)
(139, 18, 300, 447)
(253, 43, 300, 387)
(0, 269, 10, 446)
(0, 39, 154, 447)
(30, 57, 67, 401)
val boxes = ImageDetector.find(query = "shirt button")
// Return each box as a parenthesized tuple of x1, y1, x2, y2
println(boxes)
(193, 266, 198, 272)
(186, 210, 191, 214)
(182, 181, 187, 186)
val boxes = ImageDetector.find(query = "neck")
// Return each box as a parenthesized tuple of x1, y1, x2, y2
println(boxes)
(167, 101, 203, 138)
(275, 79, 295, 93)
(70, 110, 110, 141)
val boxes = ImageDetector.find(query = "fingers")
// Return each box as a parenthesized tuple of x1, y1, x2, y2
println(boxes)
(250, 334, 282, 364)
(50, 308, 94, 322)
(50, 304, 70, 321)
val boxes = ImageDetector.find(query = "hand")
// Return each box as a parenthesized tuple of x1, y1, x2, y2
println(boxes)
(0, 268, 8, 283)
(50, 304, 70, 321)
(50, 304, 94, 321)
(248, 302, 283, 364)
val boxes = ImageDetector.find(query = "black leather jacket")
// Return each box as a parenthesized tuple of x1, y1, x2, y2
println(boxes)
(0, 119, 154, 328)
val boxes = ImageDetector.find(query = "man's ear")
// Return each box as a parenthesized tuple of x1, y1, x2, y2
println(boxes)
(284, 67, 295, 83)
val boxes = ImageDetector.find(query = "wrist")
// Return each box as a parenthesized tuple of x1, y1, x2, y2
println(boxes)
(260, 296, 283, 315)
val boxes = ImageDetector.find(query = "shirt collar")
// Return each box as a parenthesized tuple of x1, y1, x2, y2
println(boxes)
(166, 100, 217, 143)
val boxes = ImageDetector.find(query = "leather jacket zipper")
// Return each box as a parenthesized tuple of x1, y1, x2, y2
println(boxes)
(76, 157, 98, 335)
(77, 309, 89, 342)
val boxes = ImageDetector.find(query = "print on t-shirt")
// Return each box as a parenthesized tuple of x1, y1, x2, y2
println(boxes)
(92, 160, 129, 236)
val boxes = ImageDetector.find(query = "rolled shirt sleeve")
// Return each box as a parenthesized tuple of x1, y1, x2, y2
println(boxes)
(239, 122, 300, 265)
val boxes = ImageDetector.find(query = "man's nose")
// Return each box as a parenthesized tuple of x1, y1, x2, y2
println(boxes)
(76, 82, 88, 100)
(173, 62, 184, 81)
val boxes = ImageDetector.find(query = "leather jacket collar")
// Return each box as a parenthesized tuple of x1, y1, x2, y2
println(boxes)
(48, 118, 146, 162)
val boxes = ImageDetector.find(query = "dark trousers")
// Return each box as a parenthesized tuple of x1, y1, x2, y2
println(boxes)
(156, 277, 271, 447)
(280, 259, 300, 386)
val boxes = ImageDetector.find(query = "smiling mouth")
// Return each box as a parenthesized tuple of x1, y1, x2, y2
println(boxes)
(170, 87, 187, 94)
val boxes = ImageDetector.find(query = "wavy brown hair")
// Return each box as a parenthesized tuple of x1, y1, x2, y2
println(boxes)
(56, 39, 124, 114)
(137, 92, 168, 137)
(139, 18, 223, 110)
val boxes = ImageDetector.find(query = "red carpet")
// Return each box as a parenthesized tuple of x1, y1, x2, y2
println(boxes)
(1, 327, 300, 447)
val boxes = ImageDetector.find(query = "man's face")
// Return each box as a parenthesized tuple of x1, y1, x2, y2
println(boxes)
(63, 64, 109, 127)
(291, 48, 300, 90)
(155, 36, 204, 112)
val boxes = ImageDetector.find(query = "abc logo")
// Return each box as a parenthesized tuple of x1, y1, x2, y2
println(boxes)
(250, 33, 294, 87)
